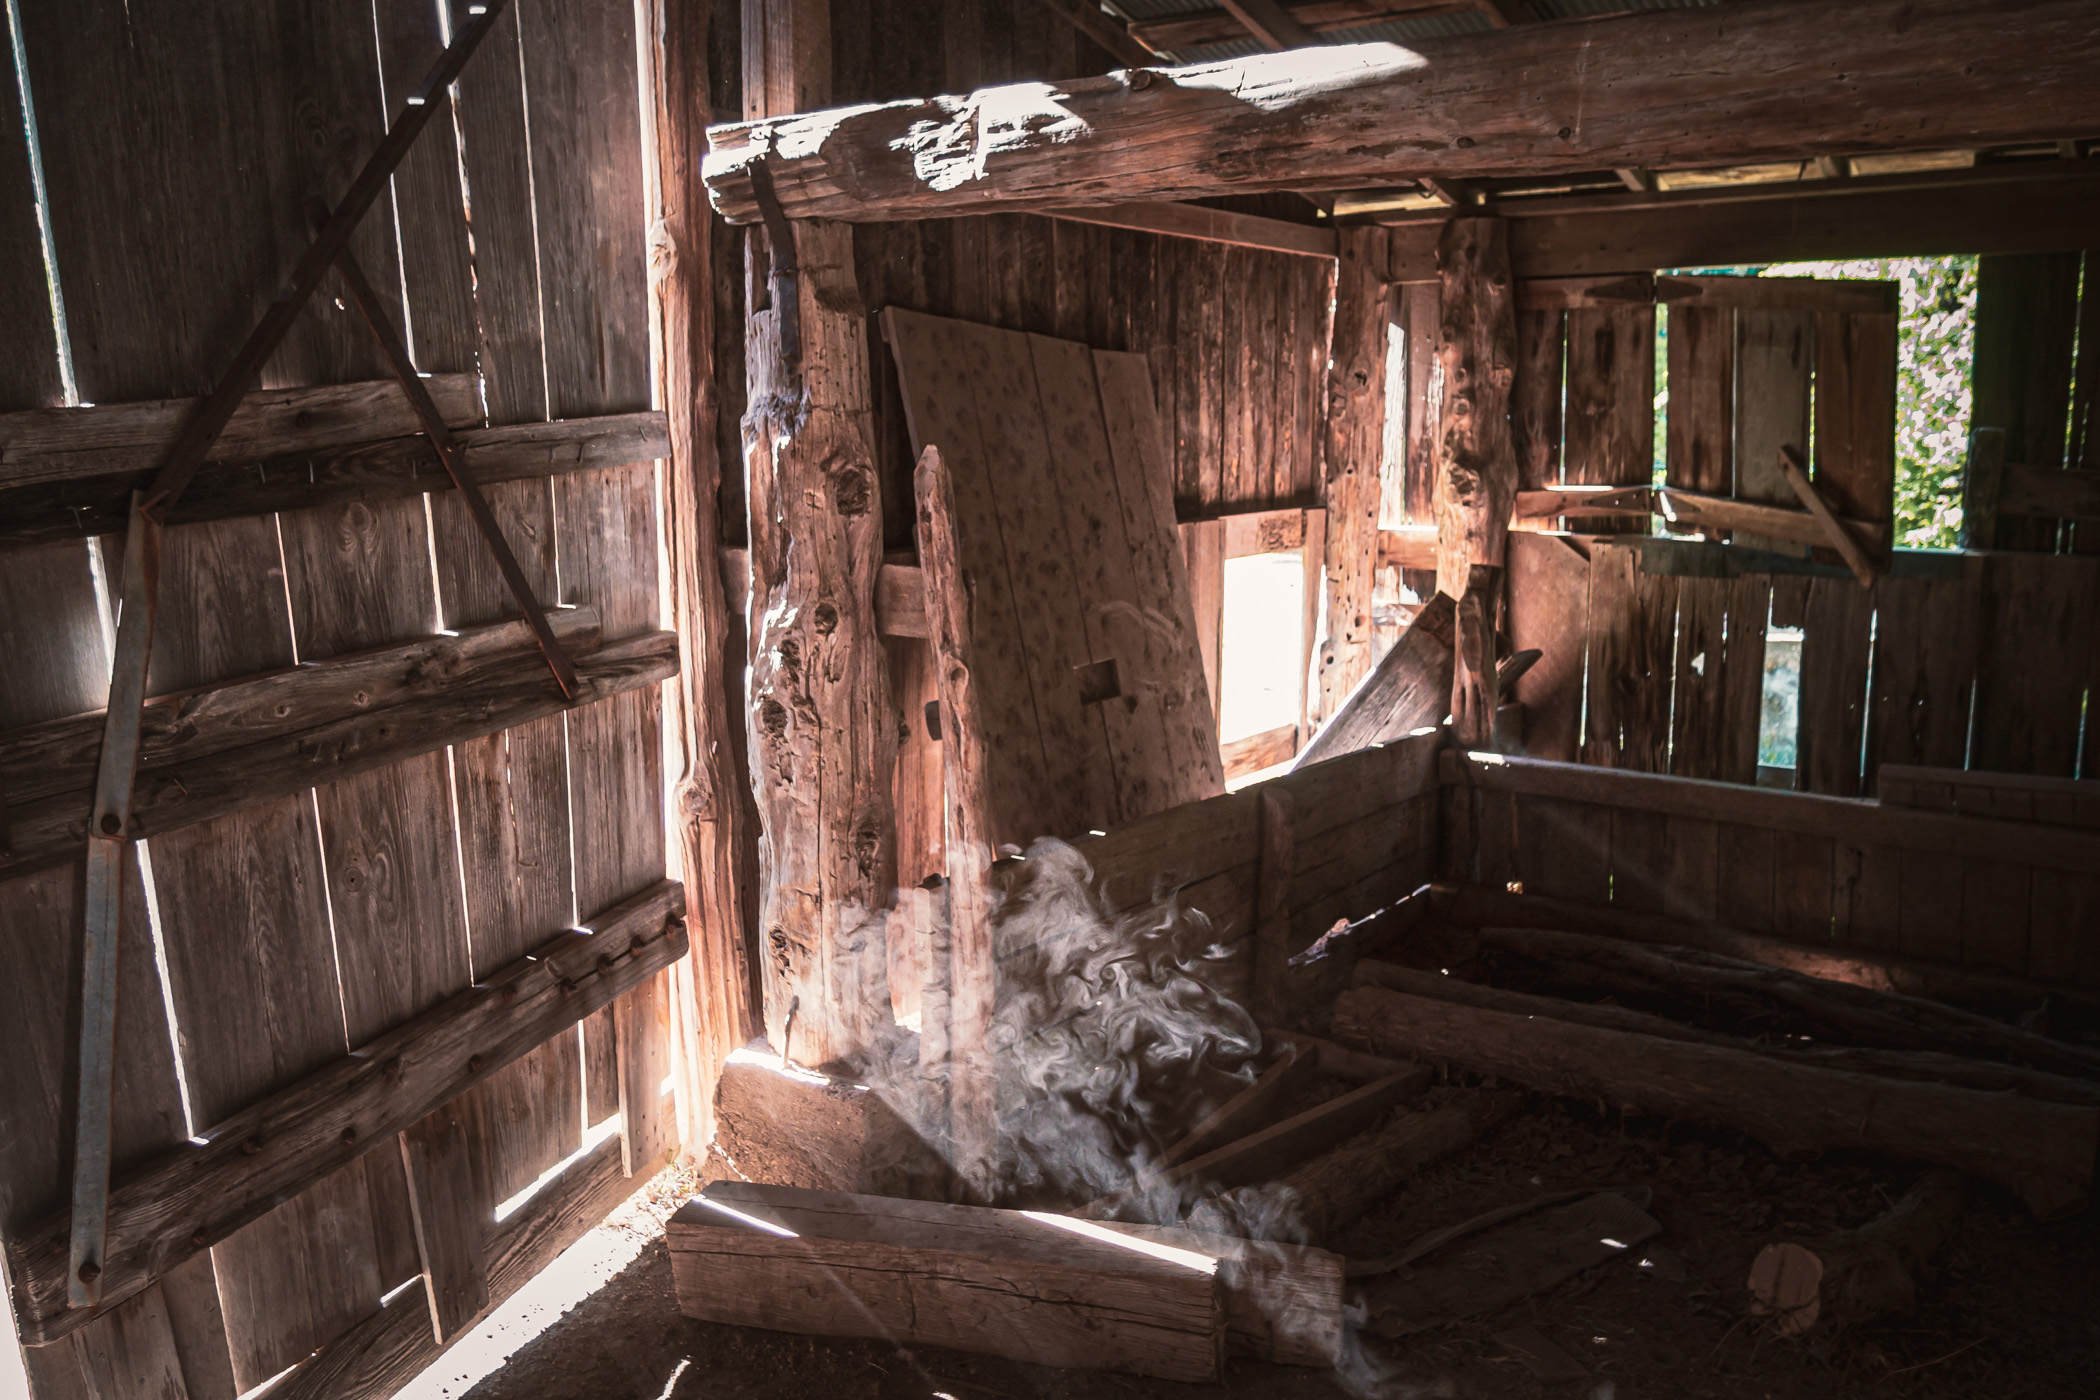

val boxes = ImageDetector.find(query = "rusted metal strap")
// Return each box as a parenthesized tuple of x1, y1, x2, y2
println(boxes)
(310, 200, 580, 700)
(68, 3, 514, 1312)
(749, 159, 802, 371)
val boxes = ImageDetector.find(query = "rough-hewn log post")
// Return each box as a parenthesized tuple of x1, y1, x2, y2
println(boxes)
(915, 448, 998, 1200)
(644, 0, 753, 1158)
(1434, 218, 1518, 748)
(743, 0, 896, 1069)
(1317, 226, 1391, 722)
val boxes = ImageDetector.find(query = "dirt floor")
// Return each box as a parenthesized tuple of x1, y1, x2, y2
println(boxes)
(448, 1086, 2100, 1400)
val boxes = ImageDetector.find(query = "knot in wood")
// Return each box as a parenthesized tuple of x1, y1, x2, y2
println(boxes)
(340, 1126, 357, 1145)
(1455, 135, 1475, 148)
(855, 822, 881, 878)
(467, 1053, 485, 1073)
(813, 602, 839, 635)
(769, 927, 795, 975)
(827, 462, 873, 516)
(760, 697, 790, 737)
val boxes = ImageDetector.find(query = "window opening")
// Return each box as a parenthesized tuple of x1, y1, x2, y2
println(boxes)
(1219, 551, 1305, 788)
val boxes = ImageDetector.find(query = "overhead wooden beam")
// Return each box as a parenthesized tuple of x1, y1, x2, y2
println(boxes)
(1219, 0, 1316, 49)
(1045, 201, 1336, 259)
(6, 881, 687, 1346)
(0, 412, 670, 548)
(742, 0, 897, 1069)
(1382, 166, 2100, 280)
(1, 630, 676, 880)
(1129, 0, 1480, 52)
(1035, 0, 1163, 66)
(702, 0, 2100, 224)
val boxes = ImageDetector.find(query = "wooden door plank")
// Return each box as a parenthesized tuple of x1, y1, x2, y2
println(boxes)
(1513, 307, 1566, 497)
(1733, 309, 1814, 554)
(1959, 858, 2033, 976)
(1795, 575, 1876, 796)
(1561, 305, 1654, 535)
(1505, 531, 1588, 763)
(1831, 838, 1903, 954)
(1665, 303, 1733, 494)
(1812, 309, 1898, 552)
(1582, 544, 1675, 772)
(1028, 334, 1176, 824)
(1867, 561, 1981, 781)
(1972, 554, 2098, 777)
(1093, 350, 1226, 801)
(398, 1098, 491, 1342)
(887, 308, 1065, 851)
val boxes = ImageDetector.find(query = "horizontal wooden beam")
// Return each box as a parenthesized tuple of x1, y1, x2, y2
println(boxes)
(1443, 751, 2100, 875)
(6, 879, 687, 1346)
(1877, 765, 2100, 829)
(0, 629, 677, 879)
(1654, 485, 1890, 551)
(1, 610, 598, 811)
(1, 411, 670, 548)
(702, 1, 2100, 224)
(1382, 164, 2100, 279)
(1128, 0, 1480, 51)
(0, 376, 479, 490)
(1045, 202, 1336, 259)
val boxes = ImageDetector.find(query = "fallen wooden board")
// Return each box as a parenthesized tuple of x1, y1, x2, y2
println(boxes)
(669, 1182, 1225, 1381)
(1160, 1042, 1324, 1169)
(1334, 985, 2097, 1218)
(1293, 592, 1455, 770)
(6, 881, 686, 1346)
(1266, 1091, 1518, 1242)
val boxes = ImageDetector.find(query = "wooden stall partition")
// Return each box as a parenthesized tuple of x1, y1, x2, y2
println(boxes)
(1450, 752, 2100, 991)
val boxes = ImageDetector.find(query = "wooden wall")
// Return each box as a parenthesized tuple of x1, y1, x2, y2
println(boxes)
(1453, 752, 2100, 991)
(0, 2, 675, 1396)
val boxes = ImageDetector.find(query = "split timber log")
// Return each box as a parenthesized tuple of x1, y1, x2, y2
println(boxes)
(1746, 1170, 1966, 1336)
(7, 881, 687, 1346)
(701, 0, 2100, 224)
(1440, 883, 2100, 1030)
(1474, 925, 2100, 1081)
(1354, 960, 2100, 1107)
(744, 213, 897, 1069)
(0, 629, 677, 880)
(1292, 592, 1454, 770)
(0, 412, 671, 548)
(1263, 1092, 1518, 1243)
(1332, 984, 2098, 1219)
(670, 1182, 1227, 1382)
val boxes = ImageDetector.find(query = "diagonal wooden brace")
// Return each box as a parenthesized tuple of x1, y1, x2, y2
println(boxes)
(68, 0, 515, 1314)
(310, 201, 579, 700)
(1779, 445, 1880, 589)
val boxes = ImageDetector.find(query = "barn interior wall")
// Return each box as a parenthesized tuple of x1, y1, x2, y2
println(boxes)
(1, 3, 680, 1397)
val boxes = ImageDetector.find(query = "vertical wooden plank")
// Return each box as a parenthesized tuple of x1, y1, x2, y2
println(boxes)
(1220, 247, 1255, 507)
(1971, 554, 2098, 777)
(1715, 822, 1776, 935)
(1400, 281, 1442, 540)
(397, 1097, 490, 1343)
(1319, 227, 1391, 717)
(1582, 543, 1676, 772)
(1182, 519, 1226, 732)
(1659, 816, 1720, 925)
(1831, 841, 1903, 954)
(1093, 349, 1226, 800)
(71, 1283, 189, 1400)
(1666, 303, 1733, 495)
(1515, 796, 1611, 906)
(1505, 531, 1588, 763)
(1959, 859, 2033, 975)
(1897, 847, 1964, 964)
(1251, 789, 1296, 1027)
(1867, 562, 1981, 779)
(1669, 576, 1729, 781)
(1972, 252, 2080, 551)
(1513, 307, 1566, 498)
(1795, 575, 1876, 796)
(1772, 831, 1834, 944)
(1812, 309, 1898, 559)
(887, 309, 1061, 849)
(1608, 807, 1671, 916)
(1733, 309, 1814, 554)
(1562, 305, 1654, 535)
